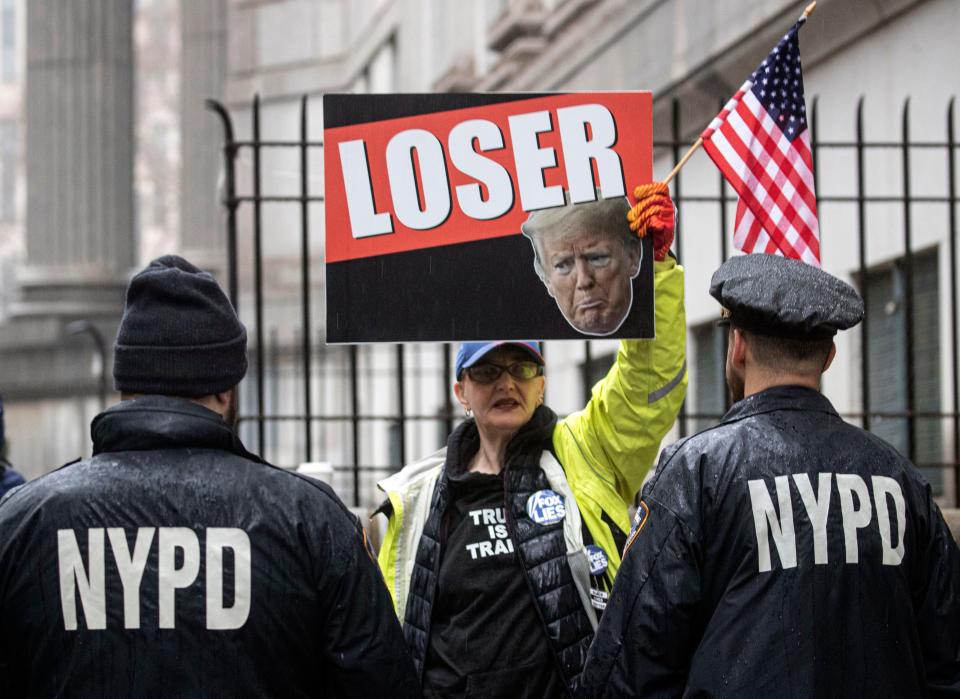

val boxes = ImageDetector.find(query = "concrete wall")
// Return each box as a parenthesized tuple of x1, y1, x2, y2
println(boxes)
(944, 509, 960, 546)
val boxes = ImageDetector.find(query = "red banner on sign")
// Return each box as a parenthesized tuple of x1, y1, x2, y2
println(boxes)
(324, 93, 651, 264)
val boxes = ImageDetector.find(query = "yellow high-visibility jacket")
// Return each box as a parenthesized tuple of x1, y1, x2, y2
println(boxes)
(377, 258, 687, 619)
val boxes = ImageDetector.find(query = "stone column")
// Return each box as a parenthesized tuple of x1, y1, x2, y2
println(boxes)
(21, 0, 134, 309)
(179, 0, 227, 271)
(0, 0, 135, 400)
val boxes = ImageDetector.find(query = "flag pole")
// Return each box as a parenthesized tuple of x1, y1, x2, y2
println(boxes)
(662, 1, 817, 187)
(663, 137, 702, 186)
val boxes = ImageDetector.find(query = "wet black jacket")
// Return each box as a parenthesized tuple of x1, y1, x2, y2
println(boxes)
(581, 386, 960, 698)
(0, 396, 419, 698)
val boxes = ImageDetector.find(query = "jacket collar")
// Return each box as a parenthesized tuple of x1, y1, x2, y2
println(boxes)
(91, 395, 261, 461)
(721, 385, 839, 424)
(443, 404, 558, 479)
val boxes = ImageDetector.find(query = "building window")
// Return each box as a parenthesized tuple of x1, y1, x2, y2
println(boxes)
(388, 420, 402, 469)
(1, 0, 14, 84)
(691, 321, 726, 433)
(864, 249, 942, 493)
(0, 119, 17, 222)
(580, 347, 614, 404)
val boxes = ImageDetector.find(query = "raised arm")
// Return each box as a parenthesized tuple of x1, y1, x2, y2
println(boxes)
(556, 256, 687, 504)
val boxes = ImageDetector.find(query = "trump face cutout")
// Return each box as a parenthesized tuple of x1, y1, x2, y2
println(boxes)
(522, 195, 641, 336)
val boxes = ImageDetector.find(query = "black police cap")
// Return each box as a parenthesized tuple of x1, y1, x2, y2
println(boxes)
(709, 253, 864, 340)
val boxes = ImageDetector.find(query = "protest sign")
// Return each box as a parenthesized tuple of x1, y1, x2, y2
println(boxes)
(324, 92, 654, 342)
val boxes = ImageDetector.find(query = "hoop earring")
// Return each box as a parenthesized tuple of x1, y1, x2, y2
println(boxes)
(465, 408, 474, 418)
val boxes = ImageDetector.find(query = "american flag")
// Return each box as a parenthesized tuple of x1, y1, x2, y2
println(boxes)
(701, 14, 820, 266)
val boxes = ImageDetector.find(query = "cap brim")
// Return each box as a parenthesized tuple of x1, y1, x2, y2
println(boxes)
(461, 341, 544, 370)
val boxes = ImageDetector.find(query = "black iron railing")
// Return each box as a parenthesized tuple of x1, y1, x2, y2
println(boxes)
(208, 94, 960, 508)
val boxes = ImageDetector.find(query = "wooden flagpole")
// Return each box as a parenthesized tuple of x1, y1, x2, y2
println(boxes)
(662, 1, 817, 186)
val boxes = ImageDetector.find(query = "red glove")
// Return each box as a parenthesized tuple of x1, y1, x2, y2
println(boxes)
(627, 182, 675, 261)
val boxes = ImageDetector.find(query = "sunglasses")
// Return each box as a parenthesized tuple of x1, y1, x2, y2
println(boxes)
(464, 361, 544, 384)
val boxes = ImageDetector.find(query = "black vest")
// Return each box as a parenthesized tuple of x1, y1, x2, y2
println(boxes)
(402, 407, 595, 695)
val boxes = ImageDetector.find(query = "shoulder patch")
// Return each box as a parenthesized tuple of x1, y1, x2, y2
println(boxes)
(623, 500, 651, 556)
(361, 526, 377, 564)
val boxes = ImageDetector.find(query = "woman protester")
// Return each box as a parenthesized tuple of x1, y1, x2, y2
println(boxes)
(375, 184, 687, 698)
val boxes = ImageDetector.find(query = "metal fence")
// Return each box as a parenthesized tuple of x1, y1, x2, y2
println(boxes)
(207, 95, 959, 508)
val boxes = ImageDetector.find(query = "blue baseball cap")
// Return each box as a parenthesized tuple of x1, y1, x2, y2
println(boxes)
(455, 341, 544, 379)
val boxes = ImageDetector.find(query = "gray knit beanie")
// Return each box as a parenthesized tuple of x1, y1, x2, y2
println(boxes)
(113, 255, 247, 396)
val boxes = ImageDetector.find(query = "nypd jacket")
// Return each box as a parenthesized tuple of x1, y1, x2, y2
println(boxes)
(0, 396, 420, 699)
(580, 386, 960, 698)
(377, 258, 687, 692)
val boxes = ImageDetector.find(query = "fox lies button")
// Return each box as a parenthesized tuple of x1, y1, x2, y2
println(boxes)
(526, 489, 566, 526)
(585, 545, 608, 576)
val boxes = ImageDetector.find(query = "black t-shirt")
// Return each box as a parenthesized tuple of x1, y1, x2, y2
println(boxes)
(422, 469, 566, 698)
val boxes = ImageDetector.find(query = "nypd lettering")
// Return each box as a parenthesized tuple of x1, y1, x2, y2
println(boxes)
(586, 544, 609, 577)
(465, 507, 515, 559)
(748, 473, 907, 573)
(526, 489, 566, 526)
(57, 527, 251, 631)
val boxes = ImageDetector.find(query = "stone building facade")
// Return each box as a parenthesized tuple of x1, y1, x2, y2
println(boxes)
(2, 0, 958, 512)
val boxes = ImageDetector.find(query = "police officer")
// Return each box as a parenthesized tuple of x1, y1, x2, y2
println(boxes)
(580, 253, 960, 697)
(0, 256, 419, 697)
